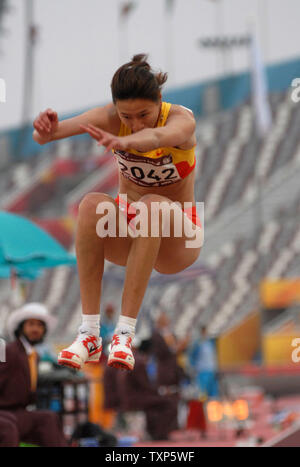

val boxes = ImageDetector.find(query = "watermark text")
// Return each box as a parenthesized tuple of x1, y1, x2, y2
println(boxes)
(291, 78, 300, 103)
(0, 79, 6, 103)
(95, 195, 204, 249)
(291, 338, 300, 363)
(0, 338, 6, 362)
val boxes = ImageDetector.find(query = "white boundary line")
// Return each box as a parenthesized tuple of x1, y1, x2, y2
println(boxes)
(261, 421, 300, 447)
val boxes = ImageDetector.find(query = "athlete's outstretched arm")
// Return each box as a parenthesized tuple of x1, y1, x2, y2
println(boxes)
(81, 106, 196, 153)
(129, 106, 196, 151)
(32, 103, 116, 145)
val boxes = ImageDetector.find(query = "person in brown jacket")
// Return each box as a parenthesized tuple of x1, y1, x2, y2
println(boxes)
(117, 338, 178, 440)
(0, 303, 68, 447)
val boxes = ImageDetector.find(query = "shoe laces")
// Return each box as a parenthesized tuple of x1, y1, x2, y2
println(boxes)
(112, 331, 132, 349)
(75, 332, 99, 347)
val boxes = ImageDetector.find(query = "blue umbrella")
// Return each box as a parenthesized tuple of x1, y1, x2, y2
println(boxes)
(0, 211, 76, 275)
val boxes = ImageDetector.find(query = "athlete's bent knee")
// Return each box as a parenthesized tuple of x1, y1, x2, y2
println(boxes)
(78, 193, 112, 218)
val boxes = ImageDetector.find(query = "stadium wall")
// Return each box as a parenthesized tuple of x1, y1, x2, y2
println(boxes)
(263, 333, 299, 366)
(217, 312, 261, 368)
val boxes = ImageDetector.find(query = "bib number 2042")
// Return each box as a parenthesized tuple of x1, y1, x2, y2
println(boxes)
(119, 161, 178, 183)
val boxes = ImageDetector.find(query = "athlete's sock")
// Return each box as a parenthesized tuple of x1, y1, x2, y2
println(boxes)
(79, 313, 100, 337)
(115, 315, 137, 338)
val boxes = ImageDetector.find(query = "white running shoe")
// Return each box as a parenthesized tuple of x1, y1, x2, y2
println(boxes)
(58, 332, 102, 370)
(107, 330, 135, 371)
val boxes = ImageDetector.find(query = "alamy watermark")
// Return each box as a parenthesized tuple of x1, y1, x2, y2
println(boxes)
(95, 195, 204, 249)
(291, 338, 300, 363)
(0, 338, 6, 363)
(0, 78, 6, 103)
(291, 78, 300, 103)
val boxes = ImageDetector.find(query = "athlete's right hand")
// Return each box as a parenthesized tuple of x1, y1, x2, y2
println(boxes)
(33, 108, 59, 140)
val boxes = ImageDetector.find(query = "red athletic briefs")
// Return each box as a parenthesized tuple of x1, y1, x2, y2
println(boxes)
(114, 195, 201, 227)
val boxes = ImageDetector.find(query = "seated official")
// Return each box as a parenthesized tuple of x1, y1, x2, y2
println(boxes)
(0, 303, 68, 447)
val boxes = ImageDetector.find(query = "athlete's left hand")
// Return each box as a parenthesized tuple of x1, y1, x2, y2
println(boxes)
(80, 124, 128, 154)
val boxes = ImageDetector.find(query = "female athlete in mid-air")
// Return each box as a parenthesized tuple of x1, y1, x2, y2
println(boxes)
(33, 54, 202, 371)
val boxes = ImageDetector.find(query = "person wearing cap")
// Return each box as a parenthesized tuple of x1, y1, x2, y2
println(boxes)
(0, 303, 68, 447)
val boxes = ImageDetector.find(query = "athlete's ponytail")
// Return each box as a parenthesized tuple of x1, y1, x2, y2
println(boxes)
(130, 53, 151, 71)
(111, 53, 168, 103)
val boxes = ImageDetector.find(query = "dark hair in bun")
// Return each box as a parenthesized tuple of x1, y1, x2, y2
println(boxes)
(111, 53, 168, 103)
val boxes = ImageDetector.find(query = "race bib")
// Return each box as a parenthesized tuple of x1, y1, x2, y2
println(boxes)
(114, 150, 182, 187)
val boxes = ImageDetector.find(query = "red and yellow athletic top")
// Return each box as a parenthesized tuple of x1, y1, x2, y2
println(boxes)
(114, 102, 196, 187)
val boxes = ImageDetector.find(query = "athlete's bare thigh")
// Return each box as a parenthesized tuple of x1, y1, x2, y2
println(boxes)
(135, 194, 202, 274)
(155, 235, 201, 274)
(95, 193, 202, 272)
(92, 194, 133, 267)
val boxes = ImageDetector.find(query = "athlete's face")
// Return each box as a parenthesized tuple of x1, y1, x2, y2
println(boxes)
(115, 98, 161, 133)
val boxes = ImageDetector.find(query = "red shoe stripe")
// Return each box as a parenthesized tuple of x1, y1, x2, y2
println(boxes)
(110, 362, 129, 370)
(108, 358, 133, 371)
(58, 359, 81, 370)
(114, 351, 130, 359)
(59, 350, 80, 360)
